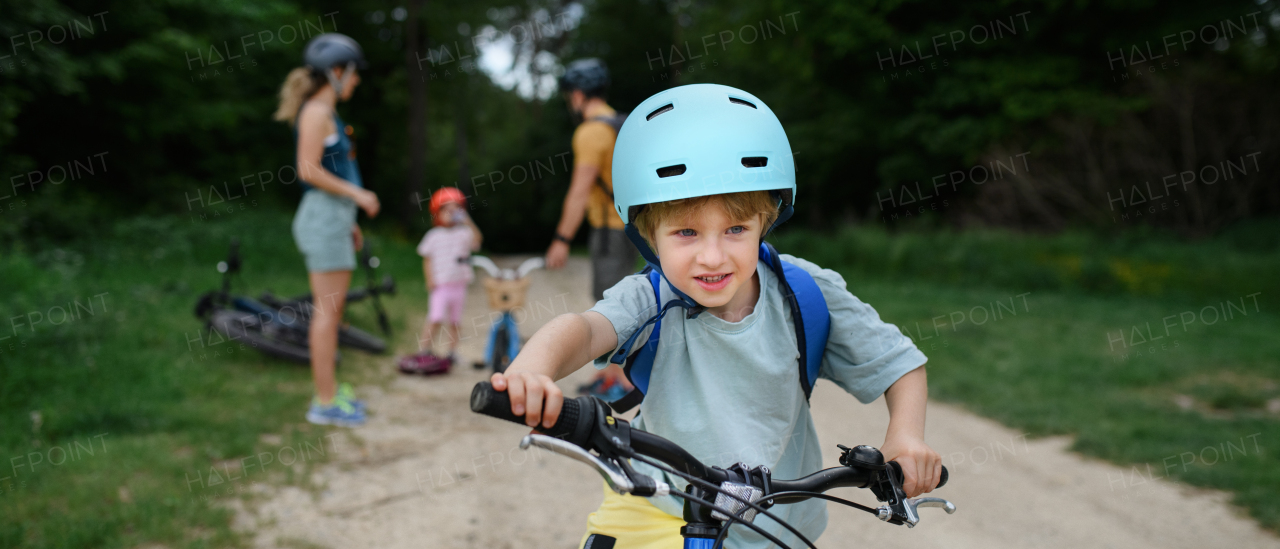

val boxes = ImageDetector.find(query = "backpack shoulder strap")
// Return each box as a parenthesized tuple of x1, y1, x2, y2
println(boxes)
(591, 113, 627, 134)
(612, 247, 831, 411)
(760, 243, 830, 401)
(610, 269, 662, 413)
(588, 113, 627, 201)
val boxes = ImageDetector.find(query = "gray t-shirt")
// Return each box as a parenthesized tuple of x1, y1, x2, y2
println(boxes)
(588, 253, 927, 549)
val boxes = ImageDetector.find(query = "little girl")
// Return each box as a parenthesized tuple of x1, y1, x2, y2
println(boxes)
(398, 187, 482, 374)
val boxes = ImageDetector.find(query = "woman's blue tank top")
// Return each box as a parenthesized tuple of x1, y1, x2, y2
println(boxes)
(297, 110, 363, 191)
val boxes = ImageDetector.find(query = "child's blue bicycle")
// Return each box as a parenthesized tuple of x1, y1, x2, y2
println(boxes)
(471, 382, 956, 549)
(469, 256, 545, 373)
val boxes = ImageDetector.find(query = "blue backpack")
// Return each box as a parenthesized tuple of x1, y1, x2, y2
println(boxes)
(607, 242, 831, 413)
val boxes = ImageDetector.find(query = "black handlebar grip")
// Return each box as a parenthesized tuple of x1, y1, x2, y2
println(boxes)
(888, 462, 949, 490)
(469, 381, 584, 441)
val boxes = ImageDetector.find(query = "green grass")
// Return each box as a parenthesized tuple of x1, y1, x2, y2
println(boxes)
(775, 226, 1280, 531)
(3, 210, 1277, 545)
(771, 221, 1280, 301)
(0, 211, 430, 548)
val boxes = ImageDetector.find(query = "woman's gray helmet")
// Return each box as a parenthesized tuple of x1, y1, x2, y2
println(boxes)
(559, 58, 609, 96)
(304, 33, 367, 95)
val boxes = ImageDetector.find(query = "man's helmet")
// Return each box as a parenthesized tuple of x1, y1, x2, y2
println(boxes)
(611, 84, 796, 232)
(304, 33, 367, 95)
(559, 58, 610, 96)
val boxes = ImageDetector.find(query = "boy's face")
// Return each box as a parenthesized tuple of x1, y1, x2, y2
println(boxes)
(653, 205, 762, 311)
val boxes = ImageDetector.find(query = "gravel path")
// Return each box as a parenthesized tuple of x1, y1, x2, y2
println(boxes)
(234, 256, 1277, 548)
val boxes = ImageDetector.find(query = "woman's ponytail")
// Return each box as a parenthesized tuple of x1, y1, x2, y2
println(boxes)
(273, 67, 324, 125)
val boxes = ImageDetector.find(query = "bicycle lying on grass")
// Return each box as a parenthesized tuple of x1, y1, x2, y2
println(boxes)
(258, 248, 395, 353)
(471, 382, 955, 549)
(194, 239, 395, 363)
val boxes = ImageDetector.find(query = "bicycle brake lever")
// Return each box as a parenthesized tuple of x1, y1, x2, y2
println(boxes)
(910, 497, 957, 514)
(520, 434, 670, 497)
(877, 497, 956, 528)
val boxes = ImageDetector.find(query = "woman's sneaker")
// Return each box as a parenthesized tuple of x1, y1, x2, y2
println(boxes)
(337, 382, 365, 412)
(306, 397, 366, 427)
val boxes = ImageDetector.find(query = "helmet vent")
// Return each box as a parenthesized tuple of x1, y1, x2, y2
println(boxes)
(729, 97, 757, 109)
(656, 164, 687, 178)
(742, 157, 768, 168)
(646, 104, 674, 121)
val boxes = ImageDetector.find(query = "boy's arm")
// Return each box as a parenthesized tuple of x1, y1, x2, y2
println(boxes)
(879, 366, 941, 498)
(490, 310, 617, 429)
(422, 257, 433, 289)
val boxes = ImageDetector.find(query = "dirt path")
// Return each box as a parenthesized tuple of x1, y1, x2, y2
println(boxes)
(234, 256, 1277, 548)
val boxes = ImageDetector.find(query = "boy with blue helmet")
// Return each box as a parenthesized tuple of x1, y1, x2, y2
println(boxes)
(491, 84, 940, 549)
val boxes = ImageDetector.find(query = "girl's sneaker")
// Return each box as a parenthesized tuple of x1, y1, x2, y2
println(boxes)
(397, 352, 435, 374)
(397, 352, 451, 375)
(419, 353, 452, 375)
(337, 383, 365, 412)
(306, 397, 366, 427)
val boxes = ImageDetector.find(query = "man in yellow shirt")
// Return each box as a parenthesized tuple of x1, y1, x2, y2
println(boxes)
(545, 58, 636, 398)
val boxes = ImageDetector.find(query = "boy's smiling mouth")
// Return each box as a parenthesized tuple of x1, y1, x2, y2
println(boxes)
(694, 272, 733, 291)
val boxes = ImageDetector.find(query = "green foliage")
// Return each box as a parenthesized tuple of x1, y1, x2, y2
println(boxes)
(668, 0, 1279, 230)
(4, 0, 1277, 244)
(0, 0, 578, 251)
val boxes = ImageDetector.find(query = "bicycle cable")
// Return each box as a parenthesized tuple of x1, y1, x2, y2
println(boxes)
(713, 491, 884, 549)
(624, 451, 817, 549)
(664, 486, 794, 549)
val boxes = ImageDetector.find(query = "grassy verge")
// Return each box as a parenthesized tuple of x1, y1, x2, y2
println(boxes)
(0, 210, 428, 548)
(771, 221, 1280, 301)
(775, 226, 1279, 531)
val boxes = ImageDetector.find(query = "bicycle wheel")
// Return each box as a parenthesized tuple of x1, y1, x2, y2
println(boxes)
(338, 324, 387, 354)
(209, 310, 311, 364)
(489, 324, 509, 373)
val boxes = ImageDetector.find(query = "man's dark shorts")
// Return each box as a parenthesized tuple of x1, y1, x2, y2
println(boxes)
(589, 227, 639, 301)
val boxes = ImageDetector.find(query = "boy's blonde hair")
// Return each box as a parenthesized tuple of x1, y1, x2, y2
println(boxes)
(634, 191, 779, 249)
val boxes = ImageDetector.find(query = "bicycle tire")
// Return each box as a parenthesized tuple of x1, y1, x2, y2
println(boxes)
(338, 324, 387, 353)
(490, 324, 509, 373)
(209, 310, 311, 364)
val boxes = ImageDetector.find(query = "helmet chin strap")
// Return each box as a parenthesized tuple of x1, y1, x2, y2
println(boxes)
(324, 61, 357, 97)
(764, 203, 794, 240)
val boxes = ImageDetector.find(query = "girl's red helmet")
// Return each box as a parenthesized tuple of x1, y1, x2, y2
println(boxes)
(429, 187, 466, 225)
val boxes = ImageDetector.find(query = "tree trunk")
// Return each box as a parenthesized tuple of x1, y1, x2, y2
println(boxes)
(455, 97, 469, 188)
(404, 0, 427, 226)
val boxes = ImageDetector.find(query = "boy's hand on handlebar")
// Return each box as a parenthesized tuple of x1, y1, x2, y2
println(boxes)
(489, 371, 563, 429)
(880, 435, 942, 498)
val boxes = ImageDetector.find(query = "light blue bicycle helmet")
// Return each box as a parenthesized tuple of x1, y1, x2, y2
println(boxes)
(612, 83, 797, 269)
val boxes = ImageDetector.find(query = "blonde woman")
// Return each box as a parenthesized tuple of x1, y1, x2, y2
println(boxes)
(274, 33, 379, 427)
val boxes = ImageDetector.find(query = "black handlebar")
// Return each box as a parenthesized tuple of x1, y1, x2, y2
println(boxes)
(469, 382, 947, 495)
(469, 381, 589, 442)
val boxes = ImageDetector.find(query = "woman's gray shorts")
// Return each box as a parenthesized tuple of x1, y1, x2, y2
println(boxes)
(292, 190, 358, 273)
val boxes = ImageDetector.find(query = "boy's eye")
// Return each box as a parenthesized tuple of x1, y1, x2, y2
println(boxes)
(677, 229, 696, 237)
(727, 226, 746, 235)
